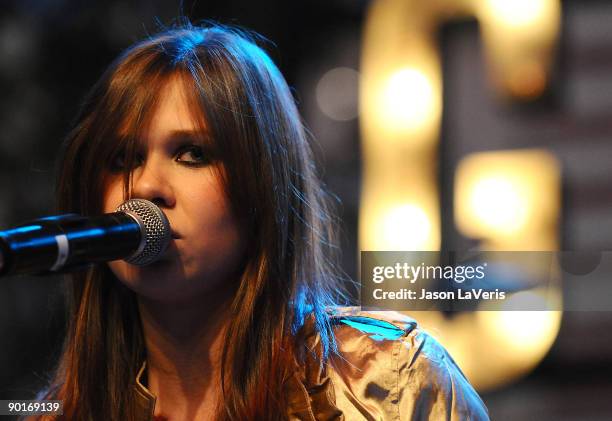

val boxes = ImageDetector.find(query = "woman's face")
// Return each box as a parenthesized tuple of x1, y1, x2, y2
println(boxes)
(102, 79, 245, 303)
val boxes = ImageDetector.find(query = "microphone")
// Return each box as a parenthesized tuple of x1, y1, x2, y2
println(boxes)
(0, 199, 171, 277)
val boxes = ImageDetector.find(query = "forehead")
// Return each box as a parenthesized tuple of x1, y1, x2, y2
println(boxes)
(141, 78, 205, 142)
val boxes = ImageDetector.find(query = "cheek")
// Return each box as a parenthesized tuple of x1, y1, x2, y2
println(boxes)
(182, 185, 246, 268)
(101, 180, 141, 287)
(102, 177, 125, 213)
(189, 183, 238, 238)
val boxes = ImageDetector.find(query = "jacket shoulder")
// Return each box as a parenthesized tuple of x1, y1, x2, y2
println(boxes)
(325, 306, 490, 420)
(327, 306, 418, 340)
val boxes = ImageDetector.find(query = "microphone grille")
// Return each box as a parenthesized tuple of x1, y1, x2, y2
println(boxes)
(116, 199, 171, 266)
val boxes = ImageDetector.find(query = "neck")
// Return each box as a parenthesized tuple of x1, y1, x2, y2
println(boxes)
(137, 288, 234, 417)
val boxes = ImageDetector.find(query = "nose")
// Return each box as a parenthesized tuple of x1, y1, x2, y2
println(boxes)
(130, 160, 176, 208)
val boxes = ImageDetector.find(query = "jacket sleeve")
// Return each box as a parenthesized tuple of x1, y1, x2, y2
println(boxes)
(397, 328, 490, 421)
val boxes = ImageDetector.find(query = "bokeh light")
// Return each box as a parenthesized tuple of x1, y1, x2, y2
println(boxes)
(380, 203, 432, 250)
(316, 67, 360, 121)
(470, 176, 529, 235)
(455, 149, 560, 242)
(485, 0, 551, 28)
(380, 68, 437, 133)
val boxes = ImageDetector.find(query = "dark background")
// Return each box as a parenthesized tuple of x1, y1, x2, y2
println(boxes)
(0, 0, 611, 419)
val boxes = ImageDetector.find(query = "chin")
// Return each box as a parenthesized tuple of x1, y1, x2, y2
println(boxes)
(108, 260, 174, 289)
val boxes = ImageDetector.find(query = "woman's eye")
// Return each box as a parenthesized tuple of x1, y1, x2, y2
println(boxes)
(109, 152, 127, 172)
(109, 151, 143, 172)
(176, 145, 209, 166)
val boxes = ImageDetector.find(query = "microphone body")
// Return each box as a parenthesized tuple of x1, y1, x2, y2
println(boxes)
(0, 199, 170, 277)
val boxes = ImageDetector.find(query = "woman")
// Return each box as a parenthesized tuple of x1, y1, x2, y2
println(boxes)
(32, 23, 489, 420)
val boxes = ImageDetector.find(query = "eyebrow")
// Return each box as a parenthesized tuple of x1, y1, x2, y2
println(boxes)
(165, 129, 210, 143)
(116, 129, 209, 146)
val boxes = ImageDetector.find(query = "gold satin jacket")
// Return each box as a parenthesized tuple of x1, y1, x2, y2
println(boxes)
(134, 307, 489, 420)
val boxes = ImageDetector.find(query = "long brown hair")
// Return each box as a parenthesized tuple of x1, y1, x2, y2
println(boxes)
(36, 22, 347, 420)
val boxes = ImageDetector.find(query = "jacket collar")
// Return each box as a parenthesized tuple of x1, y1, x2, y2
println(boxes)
(134, 361, 156, 421)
